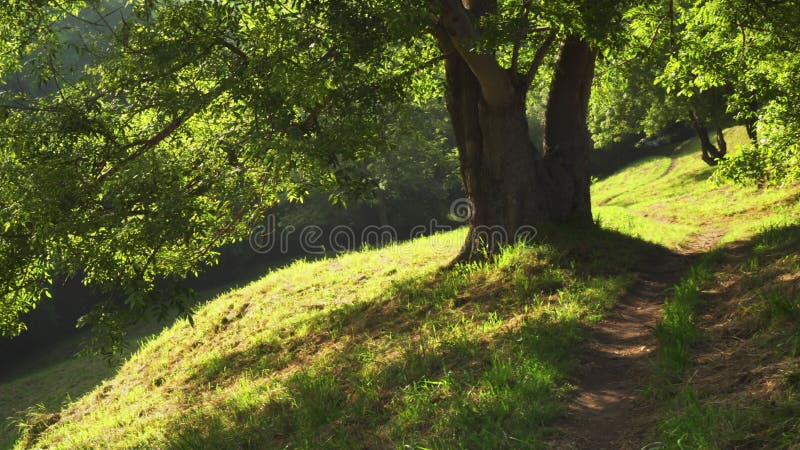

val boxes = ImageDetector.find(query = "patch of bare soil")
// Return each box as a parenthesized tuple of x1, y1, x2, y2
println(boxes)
(549, 232, 722, 449)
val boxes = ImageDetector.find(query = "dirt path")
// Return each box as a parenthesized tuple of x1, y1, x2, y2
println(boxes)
(549, 233, 720, 449)
(661, 157, 679, 178)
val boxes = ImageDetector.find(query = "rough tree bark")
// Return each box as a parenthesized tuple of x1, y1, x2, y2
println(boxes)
(434, 1, 596, 261)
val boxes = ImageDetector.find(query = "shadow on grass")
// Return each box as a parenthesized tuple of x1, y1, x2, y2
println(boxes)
(655, 223, 800, 448)
(0, 253, 326, 448)
(143, 226, 680, 449)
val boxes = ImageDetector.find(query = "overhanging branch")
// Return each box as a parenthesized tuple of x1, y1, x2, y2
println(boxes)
(97, 84, 227, 183)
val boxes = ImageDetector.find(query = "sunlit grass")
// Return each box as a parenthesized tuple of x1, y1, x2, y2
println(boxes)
(15, 228, 647, 449)
(5, 125, 800, 449)
(593, 126, 800, 247)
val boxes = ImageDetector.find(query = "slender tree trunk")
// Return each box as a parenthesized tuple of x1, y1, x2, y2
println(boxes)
(745, 99, 759, 142)
(375, 191, 389, 227)
(444, 37, 596, 261)
(688, 109, 725, 166)
(715, 127, 728, 156)
(745, 119, 757, 142)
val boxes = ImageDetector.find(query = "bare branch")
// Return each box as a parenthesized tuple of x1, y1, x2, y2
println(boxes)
(395, 53, 449, 81)
(217, 39, 249, 65)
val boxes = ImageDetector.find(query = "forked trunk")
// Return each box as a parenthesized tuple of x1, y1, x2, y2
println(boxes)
(445, 37, 596, 261)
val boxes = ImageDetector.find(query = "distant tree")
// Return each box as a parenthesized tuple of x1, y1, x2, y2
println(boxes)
(706, 0, 800, 185)
(591, 0, 800, 175)
(590, 0, 734, 165)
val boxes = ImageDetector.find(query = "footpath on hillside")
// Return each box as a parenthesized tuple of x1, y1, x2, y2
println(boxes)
(549, 231, 723, 449)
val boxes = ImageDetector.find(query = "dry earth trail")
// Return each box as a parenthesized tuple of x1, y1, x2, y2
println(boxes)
(550, 232, 722, 449)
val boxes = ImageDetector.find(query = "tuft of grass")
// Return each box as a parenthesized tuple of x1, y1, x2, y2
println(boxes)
(653, 254, 720, 374)
(11, 405, 60, 450)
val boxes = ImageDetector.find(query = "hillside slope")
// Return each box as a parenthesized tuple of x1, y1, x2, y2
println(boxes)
(655, 225, 800, 448)
(7, 126, 800, 449)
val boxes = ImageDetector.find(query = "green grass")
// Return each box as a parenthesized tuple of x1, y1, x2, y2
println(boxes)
(0, 283, 246, 450)
(651, 224, 800, 449)
(4, 125, 800, 449)
(593, 126, 800, 247)
(653, 253, 721, 373)
(9, 228, 650, 449)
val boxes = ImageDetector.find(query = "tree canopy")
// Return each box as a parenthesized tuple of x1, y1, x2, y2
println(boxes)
(0, 0, 626, 337)
(1, 0, 798, 340)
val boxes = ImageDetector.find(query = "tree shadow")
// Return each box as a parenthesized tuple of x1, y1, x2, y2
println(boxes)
(141, 226, 681, 449)
(656, 223, 800, 447)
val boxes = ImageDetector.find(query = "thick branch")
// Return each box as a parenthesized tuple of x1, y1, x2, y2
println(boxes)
(436, 0, 515, 107)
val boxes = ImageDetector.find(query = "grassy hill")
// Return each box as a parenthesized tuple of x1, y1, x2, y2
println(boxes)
(3, 126, 800, 449)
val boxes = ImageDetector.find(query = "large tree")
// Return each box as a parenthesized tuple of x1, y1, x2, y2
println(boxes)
(0, 0, 623, 337)
(432, 0, 614, 259)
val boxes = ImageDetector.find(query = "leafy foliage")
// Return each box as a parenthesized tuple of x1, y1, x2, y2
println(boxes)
(590, 0, 800, 183)
(0, 0, 635, 338)
(0, 0, 435, 336)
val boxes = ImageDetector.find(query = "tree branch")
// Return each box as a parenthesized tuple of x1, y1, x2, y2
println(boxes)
(217, 39, 249, 66)
(395, 53, 449, 81)
(510, 0, 532, 73)
(523, 29, 557, 86)
(97, 84, 227, 183)
(435, 0, 515, 106)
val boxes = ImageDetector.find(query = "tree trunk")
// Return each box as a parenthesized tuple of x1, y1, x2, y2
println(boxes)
(375, 191, 389, 227)
(444, 37, 596, 261)
(541, 37, 595, 224)
(688, 109, 725, 166)
(745, 119, 757, 142)
(715, 127, 728, 156)
(745, 100, 759, 142)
